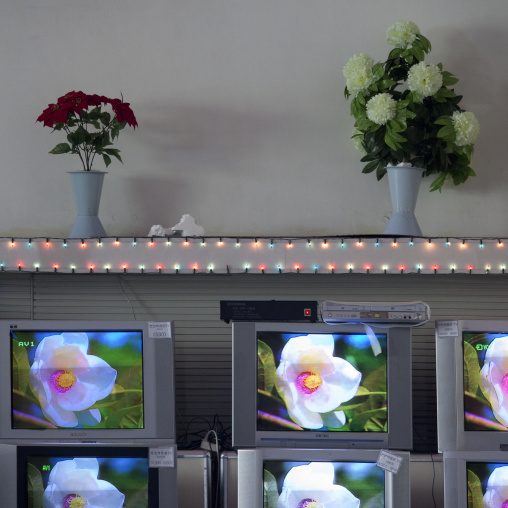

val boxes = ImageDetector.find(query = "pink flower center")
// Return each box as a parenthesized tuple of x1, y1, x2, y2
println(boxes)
(502, 501, 508, 508)
(296, 371, 323, 394)
(63, 494, 86, 508)
(50, 370, 76, 393)
(298, 499, 320, 508)
(502, 374, 508, 394)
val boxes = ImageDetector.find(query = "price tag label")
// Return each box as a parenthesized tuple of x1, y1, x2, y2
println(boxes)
(376, 450, 403, 475)
(149, 446, 175, 468)
(437, 321, 458, 338)
(148, 322, 172, 339)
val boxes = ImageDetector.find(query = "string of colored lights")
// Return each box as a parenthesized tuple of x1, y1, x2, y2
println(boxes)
(0, 236, 506, 275)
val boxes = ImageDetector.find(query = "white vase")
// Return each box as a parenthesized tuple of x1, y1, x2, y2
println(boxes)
(67, 170, 107, 238)
(383, 165, 424, 236)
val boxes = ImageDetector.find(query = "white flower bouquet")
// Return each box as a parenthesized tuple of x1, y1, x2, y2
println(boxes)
(343, 20, 479, 192)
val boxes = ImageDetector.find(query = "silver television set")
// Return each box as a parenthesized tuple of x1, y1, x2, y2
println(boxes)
(0, 319, 175, 443)
(443, 450, 508, 508)
(233, 321, 413, 450)
(237, 447, 411, 508)
(436, 319, 508, 452)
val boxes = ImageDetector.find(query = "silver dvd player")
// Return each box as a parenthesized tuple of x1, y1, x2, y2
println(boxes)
(321, 300, 429, 325)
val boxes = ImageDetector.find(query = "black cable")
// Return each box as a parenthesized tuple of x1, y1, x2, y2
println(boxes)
(413, 425, 438, 508)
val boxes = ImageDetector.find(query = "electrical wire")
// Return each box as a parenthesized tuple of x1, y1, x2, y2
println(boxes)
(413, 425, 438, 508)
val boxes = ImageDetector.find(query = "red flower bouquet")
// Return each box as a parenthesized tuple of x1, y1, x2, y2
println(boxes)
(37, 91, 138, 171)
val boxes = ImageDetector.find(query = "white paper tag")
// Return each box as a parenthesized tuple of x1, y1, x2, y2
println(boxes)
(149, 446, 175, 468)
(148, 321, 172, 339)
(437, 320, 458, 338)
(376, 450, 403, 474)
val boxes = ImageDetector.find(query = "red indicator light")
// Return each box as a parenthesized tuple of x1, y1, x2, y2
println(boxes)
(304, 309, 311, 316)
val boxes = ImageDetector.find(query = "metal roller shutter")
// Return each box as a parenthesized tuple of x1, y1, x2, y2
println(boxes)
(1, 271, 507, 451)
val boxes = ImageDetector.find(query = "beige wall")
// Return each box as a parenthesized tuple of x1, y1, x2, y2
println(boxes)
(0, 1, 506, 238)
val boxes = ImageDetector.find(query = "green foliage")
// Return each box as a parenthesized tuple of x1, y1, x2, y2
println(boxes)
(341, 365, 388, 431)
(125, 489, 149, 508)
(103, 402, 142, 429)
(12, 339, 31, 394)
(467, 470, 484, 508)
(258, 340, 277, 394)
(349, 408, 387, 432)
(463, 341, 481, 394)
(263, 469, 279, 508)
(51, 111, 128, 170)
(27, 464, 44, 508)
(345, 23, 478, 192)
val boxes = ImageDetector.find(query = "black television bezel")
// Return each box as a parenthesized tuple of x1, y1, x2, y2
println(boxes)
(16, 445, 163, 508)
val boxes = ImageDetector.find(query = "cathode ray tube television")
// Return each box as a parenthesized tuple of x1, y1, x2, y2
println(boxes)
(232, 321, 412, 450)
(442, 451, 508, 508)
(436, 319, 508, 452)
(0, 443, 177, 507)
(0, 319, 176, 443)
(237, 448, 411, 508)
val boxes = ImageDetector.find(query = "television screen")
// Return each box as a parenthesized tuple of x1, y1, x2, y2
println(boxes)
(14, 445, 177, 508)
(467, 461, 508, 508)
(257, 330, 387, 433)
(233, 322, 412, 450)
(437, 320, 508, 452)
(442, 451, 508, 508)
(264, 460, 385, 507)
(237, 448, 410, 508)
(463, 331, 508, 432)
(12, 329, 143, 430)
(0, 320, 176, 443)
